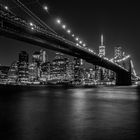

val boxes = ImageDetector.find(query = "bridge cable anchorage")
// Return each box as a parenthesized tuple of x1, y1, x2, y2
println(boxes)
(12, 0, 57, 34)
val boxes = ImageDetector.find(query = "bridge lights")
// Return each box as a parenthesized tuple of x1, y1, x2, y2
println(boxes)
(4, 6, 9, 10)
(75, 37, 79, 41)
(56, 19, 61, 24)
(43, 5, 48, 12)
(76, 43, 79, 46)
(67, 29, 71, 34)
(31, 27, 34, 30)
(55, 19, 88, 51)
(72, 34, 75, 37)
(29, 22, 33, 26)
(83, 44, 86, 47)
(62, 25, 66, 29)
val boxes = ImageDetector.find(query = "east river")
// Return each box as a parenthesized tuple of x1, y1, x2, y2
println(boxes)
(0, 85, 140, 140)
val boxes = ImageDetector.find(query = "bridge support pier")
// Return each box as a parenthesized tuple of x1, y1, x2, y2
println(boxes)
(116, 71, 132, 86)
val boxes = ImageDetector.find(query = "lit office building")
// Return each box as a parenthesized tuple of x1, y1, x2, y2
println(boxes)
(99, 34, 105, 57)
(114, 46, 123, 59)
(0, 65, 10, 84)
(32, 51, 40, 65)
(98, 34, 106, 83)
(82, 68, 96, 85)
(40, 49, 47, 64)
(66, 61, 74, 81)
(40, 62, 51, 82)
(18, 51, 29, 84)
(94, 65, 101, 81)
(50, 53, 67, 81)
(8, 61, 18, 84)
(32, 51, 42, 79)
(73, 57, 82, 84)
(28, 62, 38, 82)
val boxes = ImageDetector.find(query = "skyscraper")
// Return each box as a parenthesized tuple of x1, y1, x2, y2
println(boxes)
(99, 34, 105, 57)
(28, 63, 38, 82)
(74, 57, 82, 84)
(8, 61, 18, 84)
(32, 51, 40, 65)
(18, 51, 29, 84)
(40, 62, 51, 82)
(114, 46, 123, 59)
(50, 53, 67, 81)
(40, 49, 47, 64)
(19, 51, 29, 63)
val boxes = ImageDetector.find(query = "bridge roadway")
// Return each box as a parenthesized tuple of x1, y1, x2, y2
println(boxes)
(0, 8, 131, 85)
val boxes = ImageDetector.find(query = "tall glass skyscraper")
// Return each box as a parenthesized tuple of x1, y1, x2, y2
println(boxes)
(99, 34, 105, 57)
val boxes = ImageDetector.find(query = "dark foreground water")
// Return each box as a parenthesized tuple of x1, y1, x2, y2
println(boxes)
(0, 85, 140, 140)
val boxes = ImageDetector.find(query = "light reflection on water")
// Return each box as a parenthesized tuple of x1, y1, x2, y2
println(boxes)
(0, 86, 140, 140)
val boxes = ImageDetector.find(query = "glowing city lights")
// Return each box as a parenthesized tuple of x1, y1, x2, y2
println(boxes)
(0, 2, 138, 85)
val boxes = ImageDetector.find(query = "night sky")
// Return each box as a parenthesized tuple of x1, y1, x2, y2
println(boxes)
(0, 0, 140, 74)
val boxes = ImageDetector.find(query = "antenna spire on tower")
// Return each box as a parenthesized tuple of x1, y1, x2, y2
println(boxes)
(101, 34, 104, 46)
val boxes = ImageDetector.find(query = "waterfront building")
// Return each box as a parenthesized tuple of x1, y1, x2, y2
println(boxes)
(28, 62, 38, 82)
(7, 61, 18, 84)
(50, 53, 68, 82)
(18, 51, 29, 84)
(32, 51, 40, 65)
(73, 57, 83, 84)
(0, 65, 10, 84)
(40, 49, 47, 64)
(66, 61, 74, 81)
(40, 62, 51, 83)
(114, 46, 123, 59)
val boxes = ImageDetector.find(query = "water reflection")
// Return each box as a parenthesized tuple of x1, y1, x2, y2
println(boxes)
(0, 86, 140, 140)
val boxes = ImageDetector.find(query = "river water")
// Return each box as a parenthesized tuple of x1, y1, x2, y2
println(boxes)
(0, 85, 140, 140)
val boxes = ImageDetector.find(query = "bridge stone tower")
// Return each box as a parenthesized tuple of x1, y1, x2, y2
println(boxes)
(116, 57, 132, 86)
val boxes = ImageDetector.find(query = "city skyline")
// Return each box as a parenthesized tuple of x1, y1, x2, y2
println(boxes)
(0, 48, 116, 86)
